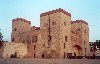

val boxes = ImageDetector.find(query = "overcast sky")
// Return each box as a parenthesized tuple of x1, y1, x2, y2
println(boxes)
(0, 0, 100, 42)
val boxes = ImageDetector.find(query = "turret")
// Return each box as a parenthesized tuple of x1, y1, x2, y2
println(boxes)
(71, 20, 90, 56)
(11, 18, 31, 42)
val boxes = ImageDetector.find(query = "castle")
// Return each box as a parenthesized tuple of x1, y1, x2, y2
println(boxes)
(11, 8, 90, 58)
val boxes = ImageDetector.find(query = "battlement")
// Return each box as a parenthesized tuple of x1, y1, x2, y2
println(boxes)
(3, 42, 27, 46)
(31, 26, 40, 30)
(12, 18, 31, 24)
(71, 20, 88, 25)
(40, 8, 71, 17)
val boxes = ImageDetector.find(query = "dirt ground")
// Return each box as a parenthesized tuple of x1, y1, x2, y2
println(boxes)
(0, 58, 100, 64)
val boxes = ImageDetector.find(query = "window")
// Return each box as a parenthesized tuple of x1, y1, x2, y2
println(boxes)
(85, 29, 86, 33)
(84, 41, 85, 45)
(34, 53, 35, 58)
(35, 36, 37, 42)
(48, 35, 52, 42)
(14, 28, 17, 31)
(48, 43, 50, 47)
(50, 36, 51, 41)
(64, 52, 66, 58)
(42, 54, 44, 58)
(32, 36, 38, 43)
(78, 29, 80, 31)
(64, 43, 66, 48)
(64, 22, 66, 26)
(65, 36, 67, 42)
(32, 36, 34, 43)
(85, 48, 86, 52)
(12, 38, 14, 42)
(85, 54, 86, 59)
(74, 53, 76, 57)
(52, 21, 56, 25)
(34, 45, 36, 50)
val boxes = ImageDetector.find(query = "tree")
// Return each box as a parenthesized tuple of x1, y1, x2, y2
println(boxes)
(0, 29, 3, 43)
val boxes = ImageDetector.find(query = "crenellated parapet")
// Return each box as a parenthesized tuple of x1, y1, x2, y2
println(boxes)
(31, 26, 40, 30)
(71, 20, 88, 25)
(40, 8, 71, 17)
(12, 18, 31, 24)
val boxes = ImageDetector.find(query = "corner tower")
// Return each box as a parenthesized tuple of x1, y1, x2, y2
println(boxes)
(40, 8, 72, 58)
(11, 18, 31, 43)
(71, 20, 90, 56)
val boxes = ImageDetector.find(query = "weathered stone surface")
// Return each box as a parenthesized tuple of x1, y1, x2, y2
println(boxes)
(11, 8, 90, 59)
(0, 42, 27, 58)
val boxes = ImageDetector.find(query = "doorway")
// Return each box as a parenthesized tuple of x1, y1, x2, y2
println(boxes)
(42, 54, 44, 58)
(74, 53, 76, 57)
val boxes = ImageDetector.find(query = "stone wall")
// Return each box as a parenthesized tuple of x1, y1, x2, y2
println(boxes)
(11, 8, 90, 59)
(1, 42, 27, 58)
(71, 20, 90, 56)
(11, 18, 31, 43)
(0, 46, 3, 58)
(40, 8, 72, 58)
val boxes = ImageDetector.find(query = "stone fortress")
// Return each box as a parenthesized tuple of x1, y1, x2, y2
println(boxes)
(10, 8, 90, 59)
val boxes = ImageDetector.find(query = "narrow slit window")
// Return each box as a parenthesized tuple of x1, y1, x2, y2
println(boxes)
(48, 35, 52, 42)
(32, 36, 34, 43)
(34, 53, 35, 58)
(64, 43, 66, 48)
(65, 36, 67, 42)
(52, 21, 56, 25)
(12, 38, 14, 42)
(64, 52, 66, 58)
(35, 36, 37, 42)
(64, 22, 66, 26)
(34, 45, 36, 50)
(14, 28, 17, 31)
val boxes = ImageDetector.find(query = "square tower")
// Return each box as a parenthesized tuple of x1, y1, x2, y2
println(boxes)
(40, 8, 72, 58)
(71, 20, 90, 56)
(11, 18, 31, 43)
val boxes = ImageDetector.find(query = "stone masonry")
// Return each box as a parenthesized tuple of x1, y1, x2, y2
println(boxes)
(0, 42, 27, 58)
(11, 8, 90, 59)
